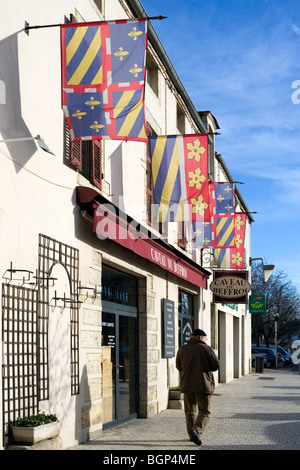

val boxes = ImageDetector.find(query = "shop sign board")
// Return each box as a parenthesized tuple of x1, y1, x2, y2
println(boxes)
(210, 270, 250, 304)
(249, 295, 266, 313)
(162, 298, 175, 358)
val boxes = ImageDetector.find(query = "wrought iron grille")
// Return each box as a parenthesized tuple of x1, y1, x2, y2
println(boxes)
(2, 284, 38, 445)
(38, 234, 80, 398)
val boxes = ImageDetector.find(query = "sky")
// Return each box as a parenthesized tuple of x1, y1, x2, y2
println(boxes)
(141, 0, 300, 291)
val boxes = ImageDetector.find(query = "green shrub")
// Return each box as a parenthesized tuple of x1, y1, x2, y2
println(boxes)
(14, 411, 58, 427)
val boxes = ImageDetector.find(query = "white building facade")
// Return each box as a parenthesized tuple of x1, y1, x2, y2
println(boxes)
(0, 0, 253, 449)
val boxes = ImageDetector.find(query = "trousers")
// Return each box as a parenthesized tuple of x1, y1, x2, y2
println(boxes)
(184, 392, 212, 435)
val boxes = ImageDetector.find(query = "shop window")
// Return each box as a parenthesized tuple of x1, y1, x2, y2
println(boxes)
(178, 290, 194, 346)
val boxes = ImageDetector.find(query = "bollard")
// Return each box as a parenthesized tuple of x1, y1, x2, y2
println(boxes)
(255, 356, 264, 373)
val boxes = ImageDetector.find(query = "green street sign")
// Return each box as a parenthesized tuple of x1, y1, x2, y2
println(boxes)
(249, 295, 266, 314)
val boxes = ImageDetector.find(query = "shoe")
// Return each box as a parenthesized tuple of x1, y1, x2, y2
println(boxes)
(189, 429, 202, 446)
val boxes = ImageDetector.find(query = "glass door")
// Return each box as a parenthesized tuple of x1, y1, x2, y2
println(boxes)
(102, 302, 137, 428)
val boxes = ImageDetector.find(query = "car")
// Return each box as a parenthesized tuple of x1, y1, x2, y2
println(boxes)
(268, 345, 293, 364)
(252, 346, 286, 367)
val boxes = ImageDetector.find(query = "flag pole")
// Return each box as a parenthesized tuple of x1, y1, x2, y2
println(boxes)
(25, 16, 167, 35)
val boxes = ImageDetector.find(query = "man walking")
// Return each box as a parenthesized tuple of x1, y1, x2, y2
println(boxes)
(176, 329, 220, 446)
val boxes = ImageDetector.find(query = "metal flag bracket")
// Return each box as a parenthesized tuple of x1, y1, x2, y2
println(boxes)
(25, 16, 167, 36)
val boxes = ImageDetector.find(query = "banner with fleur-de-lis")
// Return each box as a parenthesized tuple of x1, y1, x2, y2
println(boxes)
(148, 134, 209, 223)
(61, 18, 147, 142)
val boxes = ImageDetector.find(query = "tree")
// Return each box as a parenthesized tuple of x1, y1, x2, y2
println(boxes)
(250, 263, 300, 348)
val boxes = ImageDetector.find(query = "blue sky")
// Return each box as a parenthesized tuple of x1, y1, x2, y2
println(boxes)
(141, 0, 300, 291)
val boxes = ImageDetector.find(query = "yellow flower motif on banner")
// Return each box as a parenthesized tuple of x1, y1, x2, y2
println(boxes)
(128, 27, 143, 40)
(188, 168, 206, 190)
(72, 110, 87, 120)
(114, 47, 129, 61)
(235, 215, 245, 231)
(186, 138, 206, 162)
(90, 121, 104, 132)
(85, 97, 101, 110)
(235, 234, 243, 249)
(232, 252, 243, 266)
(191, 195, 208, 216)
(129, 64, 143, 77)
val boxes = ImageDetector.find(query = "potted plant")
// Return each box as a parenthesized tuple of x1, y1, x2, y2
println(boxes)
(11, 411, 60, 445)
(169, 386, 183, 400)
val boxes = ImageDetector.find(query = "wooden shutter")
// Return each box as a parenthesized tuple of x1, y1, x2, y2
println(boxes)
(146, 123, 153, 225)
(70, 140, 82, 170)
(92, 140, 102, 189)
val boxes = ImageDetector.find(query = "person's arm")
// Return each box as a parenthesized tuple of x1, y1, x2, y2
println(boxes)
(176, 350, 182, 371)
(208, 348, 220, 371)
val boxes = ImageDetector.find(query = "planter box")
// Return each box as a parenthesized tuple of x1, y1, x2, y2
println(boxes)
(169, 390, 183, 400)
(12, 422, 60, 445)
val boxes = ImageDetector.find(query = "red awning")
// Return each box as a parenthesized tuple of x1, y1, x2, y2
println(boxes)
(76, 186, 210, 289)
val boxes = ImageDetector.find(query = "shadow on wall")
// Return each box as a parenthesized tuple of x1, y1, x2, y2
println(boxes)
(109, 143, 124, 210)
(0, 31, 37, 170)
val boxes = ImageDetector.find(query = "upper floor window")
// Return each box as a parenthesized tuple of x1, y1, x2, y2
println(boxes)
(65, 124, 102, 190)
(177, 103, 185, 134)
(146, 53, 159, 97)
(177, 221, 187, 250)
(93, 0, 104, 14)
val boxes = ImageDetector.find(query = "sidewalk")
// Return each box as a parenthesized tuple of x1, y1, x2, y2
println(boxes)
(69, 367, 300, 451)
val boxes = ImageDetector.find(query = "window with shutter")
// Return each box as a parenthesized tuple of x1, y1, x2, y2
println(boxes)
(92, 140, 102, 190)
(65, 122, 102, 190)
(178, 221, 187, 250)
(146, 124, 153, 226)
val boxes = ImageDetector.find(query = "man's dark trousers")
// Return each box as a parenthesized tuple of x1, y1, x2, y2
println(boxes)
(184, 392, 212, 435)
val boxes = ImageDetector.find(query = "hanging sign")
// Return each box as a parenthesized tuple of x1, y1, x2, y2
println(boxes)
(210, 270, 250, 304)
(249, 295, 266, 314)
(162, 299, 175, 358)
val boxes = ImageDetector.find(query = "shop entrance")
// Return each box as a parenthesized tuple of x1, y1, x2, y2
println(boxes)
(101, 265, 138, 428)
(102, 304, 137, 428)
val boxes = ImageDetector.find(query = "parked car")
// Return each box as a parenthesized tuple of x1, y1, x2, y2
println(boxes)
(268, 345, 293, 364)
(252, 347, 285, 367)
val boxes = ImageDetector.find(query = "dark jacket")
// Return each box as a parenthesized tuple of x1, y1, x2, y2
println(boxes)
(176, 338, 220, 394)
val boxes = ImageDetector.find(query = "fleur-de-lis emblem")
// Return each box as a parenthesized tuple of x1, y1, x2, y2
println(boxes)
(85, 97, 101, 110)
(90, 121, 104, 133)
(72, 110, 87, 120)
(128, 27, 143, 40)
(129, 64, 143, 77)
(114, 47, 129, 61)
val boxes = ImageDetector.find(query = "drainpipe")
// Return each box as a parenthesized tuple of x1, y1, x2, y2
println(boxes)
(127, 0, 209, 138)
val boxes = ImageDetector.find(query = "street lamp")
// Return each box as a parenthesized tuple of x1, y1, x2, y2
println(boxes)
(274, 313, 279, 368)
(0, 135, 55, 155)
(249, 257, 275, 283)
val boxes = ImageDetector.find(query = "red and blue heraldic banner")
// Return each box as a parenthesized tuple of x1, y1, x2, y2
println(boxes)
(149, 134, 209, 224)
(61, 18, 148, 142)
(213, 212, 247, 269)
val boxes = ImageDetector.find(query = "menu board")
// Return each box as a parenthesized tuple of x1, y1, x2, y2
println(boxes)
(162, 299, 175, 358)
